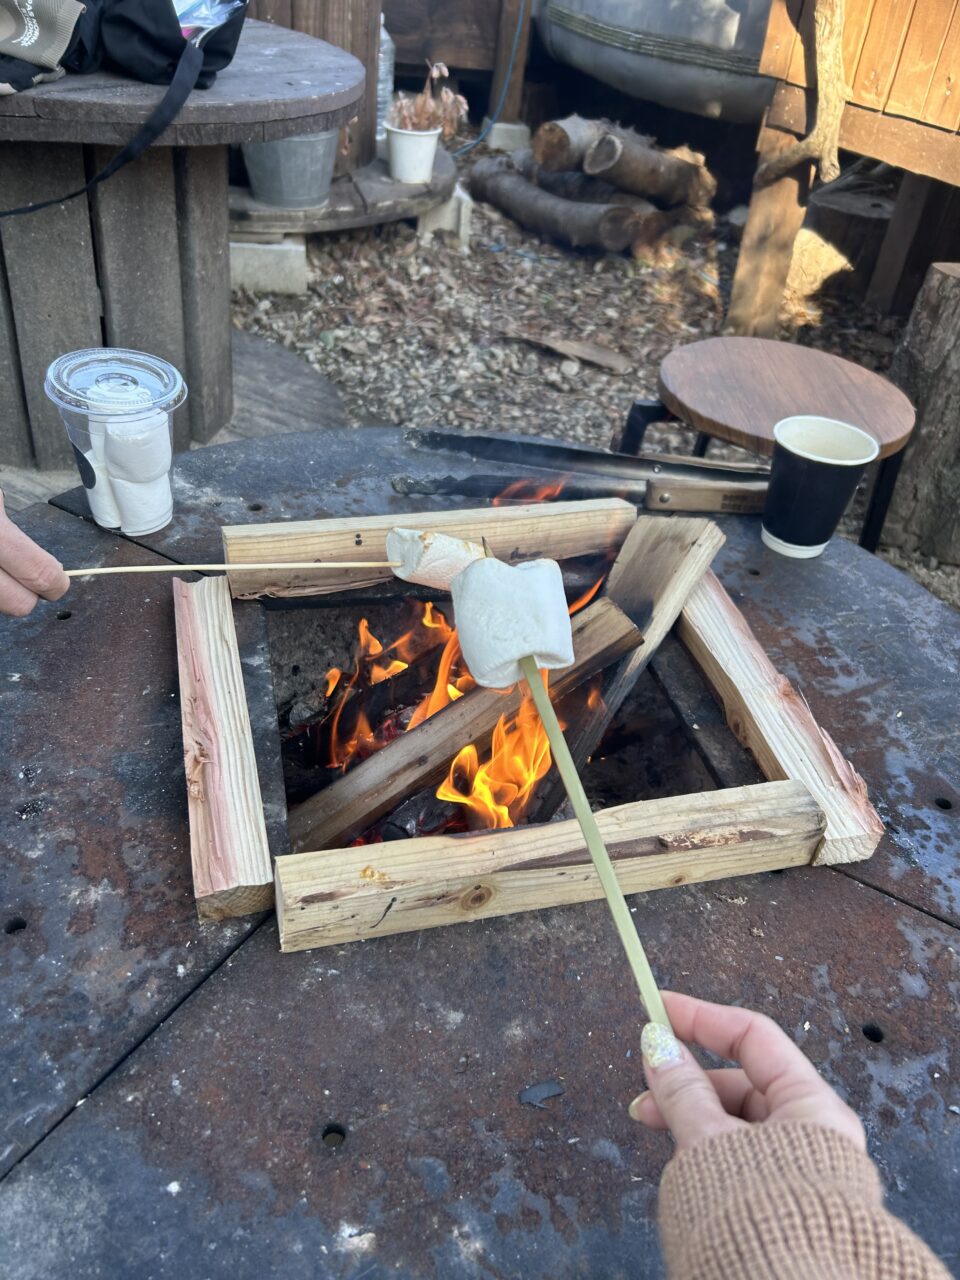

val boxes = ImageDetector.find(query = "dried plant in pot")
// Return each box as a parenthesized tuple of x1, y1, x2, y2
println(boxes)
(385, 62, 468, 184)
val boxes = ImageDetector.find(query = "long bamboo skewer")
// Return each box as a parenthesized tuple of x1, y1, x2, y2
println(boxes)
(519, 654, 672, 1030)
(65, 561, 399, 578)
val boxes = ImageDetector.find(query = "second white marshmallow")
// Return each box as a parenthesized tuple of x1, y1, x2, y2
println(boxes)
(451, 557, 574, 688)
(387, 527, 485, 590)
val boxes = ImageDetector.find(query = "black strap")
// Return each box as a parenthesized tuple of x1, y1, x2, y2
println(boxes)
(0, 38, 204, 219)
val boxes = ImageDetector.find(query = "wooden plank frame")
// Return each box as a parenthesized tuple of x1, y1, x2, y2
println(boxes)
(173, 511, 884, 943)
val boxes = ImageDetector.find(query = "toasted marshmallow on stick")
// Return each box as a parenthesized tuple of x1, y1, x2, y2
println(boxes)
(387, 528, 485, 590)
(451, 558, 574, 688)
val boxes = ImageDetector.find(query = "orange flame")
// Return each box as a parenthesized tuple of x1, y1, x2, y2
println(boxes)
(492, 475, 569, 505)
(567, 574, 604, 616)
(318, 577, 598, 829)
(437, 672, 555, 828)
(323, 603, 468, 771)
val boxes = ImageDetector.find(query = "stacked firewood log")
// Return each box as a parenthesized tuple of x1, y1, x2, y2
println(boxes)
(468, 115, 716, 255)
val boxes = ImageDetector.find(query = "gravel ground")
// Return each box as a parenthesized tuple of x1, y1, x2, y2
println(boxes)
(233, 168, 959, 612)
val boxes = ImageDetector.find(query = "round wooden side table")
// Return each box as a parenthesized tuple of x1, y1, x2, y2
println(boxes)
(655, 336, 915, 552)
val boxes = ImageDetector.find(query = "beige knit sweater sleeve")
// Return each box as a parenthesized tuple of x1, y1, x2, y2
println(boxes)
(658, 1122, 951, 1279)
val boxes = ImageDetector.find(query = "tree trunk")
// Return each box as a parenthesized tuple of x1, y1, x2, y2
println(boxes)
(884, 263, 960, 564)
(468, 157, 635, 251)
(531, 115, 607, 171)
(584, 131, 716, 209)
(755, 0, 846, 187)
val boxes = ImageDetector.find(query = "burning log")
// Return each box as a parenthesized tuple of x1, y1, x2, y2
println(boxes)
(286, 595, 643, 853)
(584, 131, 716, 210)
(468, 156, 637, 252)
(531, 114, 608, 171)
(275, 780, 827, 951)
(221, 498, 637, 599)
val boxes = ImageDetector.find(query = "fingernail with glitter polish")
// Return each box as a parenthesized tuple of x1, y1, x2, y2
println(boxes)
(641, 1022, 684, 1069)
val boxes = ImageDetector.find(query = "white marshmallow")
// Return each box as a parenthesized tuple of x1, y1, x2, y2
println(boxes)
(387, 527, 485, 590)
(103, 411, 172, 482)
(82, 453, 121, 529)
(451, 558, 574, 688)
(110, 474, 173, 536)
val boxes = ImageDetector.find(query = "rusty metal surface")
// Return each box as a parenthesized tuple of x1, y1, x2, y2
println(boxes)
(11, 432, 958, 1276)
(0, 505, 257, 1176)
(1, 870, 957, 1278)
(703, 519, 960, 928)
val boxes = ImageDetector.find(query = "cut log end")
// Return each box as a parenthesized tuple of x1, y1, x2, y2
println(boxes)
(583, 133, 622, 176)
(531, 115, 606, 171)
(197, 881, 274, 922)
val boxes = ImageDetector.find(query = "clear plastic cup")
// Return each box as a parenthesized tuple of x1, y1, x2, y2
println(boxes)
(44, 349, 188, 536)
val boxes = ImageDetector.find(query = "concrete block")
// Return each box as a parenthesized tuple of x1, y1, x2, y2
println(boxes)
(482, 120, 531, 152)
(417, 182, 473, 248)
(229, 236, 308, 295)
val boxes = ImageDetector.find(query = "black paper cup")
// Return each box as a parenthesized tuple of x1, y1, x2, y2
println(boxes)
(761, 416, 880, 559)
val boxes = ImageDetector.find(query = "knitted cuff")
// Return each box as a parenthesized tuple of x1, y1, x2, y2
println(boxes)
(659, 1122, 883, 1280)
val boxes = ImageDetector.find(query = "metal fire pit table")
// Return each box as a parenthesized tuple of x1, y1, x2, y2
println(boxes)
(0, 426, 957, 1278)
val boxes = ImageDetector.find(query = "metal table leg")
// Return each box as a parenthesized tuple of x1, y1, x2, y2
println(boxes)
(860, 452, 905, 553)
(619, 398, 674, 454)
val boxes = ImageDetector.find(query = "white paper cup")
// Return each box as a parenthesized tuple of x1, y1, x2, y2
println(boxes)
(44, 349, 187, 535)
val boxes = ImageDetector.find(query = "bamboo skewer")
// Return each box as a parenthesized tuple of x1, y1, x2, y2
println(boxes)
(65, 561, 400, 578)
(519, 653, 672, 1031)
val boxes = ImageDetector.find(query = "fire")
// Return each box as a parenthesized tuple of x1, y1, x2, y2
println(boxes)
(437, 671, 555, 828)
(567, 574, 604, 615)
(317, 556, 609, 827)
(323, 605, 452, 770)
(492, 475, 569, 505)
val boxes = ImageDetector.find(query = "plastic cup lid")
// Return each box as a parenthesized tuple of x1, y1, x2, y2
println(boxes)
(44, 348, 187, 417)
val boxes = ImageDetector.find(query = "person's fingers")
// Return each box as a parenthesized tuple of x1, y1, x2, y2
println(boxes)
(660, 991, 824, 1095)
(630, 1068, 770, 1129)
(0, 491, 70, 602)
(639, 1022, 743, 1150)
(659, 992, 866, 1151)
(0, 565, 42, 617)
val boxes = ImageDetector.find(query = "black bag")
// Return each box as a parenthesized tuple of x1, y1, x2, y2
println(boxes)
(0, 0, 248, 218)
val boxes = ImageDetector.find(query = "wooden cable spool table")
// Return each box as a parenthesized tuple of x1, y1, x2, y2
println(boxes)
(650, 336, 916, 553)
(0, 20, 364, 471)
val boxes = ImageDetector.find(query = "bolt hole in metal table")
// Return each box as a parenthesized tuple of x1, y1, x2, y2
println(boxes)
(0, 424, 958, 1277)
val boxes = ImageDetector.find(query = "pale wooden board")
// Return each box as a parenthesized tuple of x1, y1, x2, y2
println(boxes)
(677, 571, 884, 865)
(173, 575, 273, 919)
(276, 781, 825, 951)
(886, 1, 957, 121)
(175, 148, 233, 444)
(91, 146, 190, 453)
(0, 142, 102, 470)
(221, 498, 638, 598)
(0, 251, 31, 468)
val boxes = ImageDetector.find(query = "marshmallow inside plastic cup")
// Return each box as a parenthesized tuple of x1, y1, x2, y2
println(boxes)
(44, 349, 187, 536)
